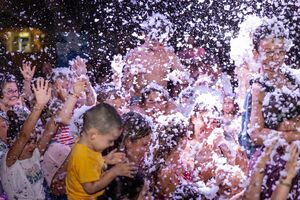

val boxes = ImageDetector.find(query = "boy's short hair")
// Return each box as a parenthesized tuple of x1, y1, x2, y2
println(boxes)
(82, 103, 122, 134)
(252, 21, 288, 51)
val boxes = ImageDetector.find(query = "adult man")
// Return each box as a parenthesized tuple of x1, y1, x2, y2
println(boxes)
(123, 14, 184, 103)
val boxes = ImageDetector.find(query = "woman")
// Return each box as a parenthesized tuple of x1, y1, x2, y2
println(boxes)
(102, 111, 152, 200)
(221, 95, 241, 142)
(249, 21, 300, 199)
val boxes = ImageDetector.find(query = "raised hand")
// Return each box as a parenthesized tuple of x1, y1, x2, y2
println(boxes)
(112, 162, 137, 178)
(69, 56, 88, 77)
(32, 78, 52, 107)
(284, 143, 300, 180)
(104, 149, 127, 165)
(73, 78, 87, 97)
(20, 61, 36, 81)
(256, 139, 277, 170)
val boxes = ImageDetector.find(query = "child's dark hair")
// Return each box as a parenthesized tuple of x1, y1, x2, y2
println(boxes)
(115, 111, 152, 152)
(122, 112, 151, 141)
(252, 21, 288, 51)
(82, 103, 122, 134)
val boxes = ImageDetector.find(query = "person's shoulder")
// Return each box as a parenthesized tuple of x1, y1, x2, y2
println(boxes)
(124, 44, 146, 61)
(68, 143, 84, 158)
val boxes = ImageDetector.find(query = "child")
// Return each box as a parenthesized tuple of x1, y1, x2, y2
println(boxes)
(66, 103, 137, 200)
(0, 78, 52, 199)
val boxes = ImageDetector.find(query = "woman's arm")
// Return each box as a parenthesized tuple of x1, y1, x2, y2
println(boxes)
(271, 143, 299, 200)
(244, 141, 276, 200)
(6, 78, 51, 167)
(277, 114, 300, 132)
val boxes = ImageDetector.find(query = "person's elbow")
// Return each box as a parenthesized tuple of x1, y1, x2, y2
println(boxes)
(82, 183, 97, 195)
(250, 128, 264, 146)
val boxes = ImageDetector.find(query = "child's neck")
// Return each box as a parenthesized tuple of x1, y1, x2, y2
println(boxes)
(78, 135, 97, 152)
(223, 113, 234, 121)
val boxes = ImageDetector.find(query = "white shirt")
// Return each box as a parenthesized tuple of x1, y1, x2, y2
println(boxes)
(0, 148, 45, 200)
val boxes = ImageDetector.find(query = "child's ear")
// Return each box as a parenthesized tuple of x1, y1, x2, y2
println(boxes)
(90, 132, 97, 140)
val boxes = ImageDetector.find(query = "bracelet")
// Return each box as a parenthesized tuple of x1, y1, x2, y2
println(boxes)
(280, 180, 292, 188)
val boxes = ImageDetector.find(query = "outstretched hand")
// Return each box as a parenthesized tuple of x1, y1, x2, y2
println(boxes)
(69, 56, 88, 77)
(112, 162, 137, 178)
(73, 78, 87, 96)
(284, 142, 300, 180)
(20, 61, 36, 81)
(256, 140, 277, 170)
(32, 78, 52, 107)
(104, 149, 127, 165)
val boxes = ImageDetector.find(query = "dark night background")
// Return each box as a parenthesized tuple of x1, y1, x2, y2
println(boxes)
(0, 0, 299, 85)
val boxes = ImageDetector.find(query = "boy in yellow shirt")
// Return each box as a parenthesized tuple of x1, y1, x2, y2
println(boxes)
(66, 103, 136, 200)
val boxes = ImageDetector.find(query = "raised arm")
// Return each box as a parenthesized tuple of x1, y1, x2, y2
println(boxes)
(57, 79, 86, 125)
(20, 61, 36, 101)
(271, 143, 299, 200)
(37, 117, 58, 155)
(6, 78, 51, 167)
(244, 141, 276, 200)
(250, 83, 300, 145)
(84, 79, 96, 106)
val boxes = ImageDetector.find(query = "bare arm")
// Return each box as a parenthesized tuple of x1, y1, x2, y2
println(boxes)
(271, 143, 299, 200)
(20, 62, 36, 101)
(250, 83, 300, 145)
(82, 162, 136, 194)
(58, 79, 86, 125)
(277, 115, 300, 132)
(244, 142, 276, 200)
(6, 78, 51, 167)
(85, 80, 96, 106)
(37, 117, 58, 155)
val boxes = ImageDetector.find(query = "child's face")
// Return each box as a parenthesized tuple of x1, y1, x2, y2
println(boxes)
(91, 128, 121, 152)
(223, 97, 235, 115)
(192, 110, 219, 130)
(20, 135, 38, 158)
(144, 91, 167, 116)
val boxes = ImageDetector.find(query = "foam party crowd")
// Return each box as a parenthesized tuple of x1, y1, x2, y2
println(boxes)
(0, 4, 300, 200)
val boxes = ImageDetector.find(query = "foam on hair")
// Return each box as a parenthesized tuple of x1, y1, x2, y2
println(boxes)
(252, 19, 289, 51)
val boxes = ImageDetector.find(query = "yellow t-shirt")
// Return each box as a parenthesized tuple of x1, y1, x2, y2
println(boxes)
(66, 143, 105, 200)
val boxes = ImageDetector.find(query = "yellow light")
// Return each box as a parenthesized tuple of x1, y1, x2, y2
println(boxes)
(19, 32, 30, 37)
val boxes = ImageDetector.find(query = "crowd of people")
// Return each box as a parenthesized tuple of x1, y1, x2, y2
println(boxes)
(0, 14, 299, 200)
